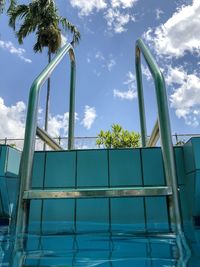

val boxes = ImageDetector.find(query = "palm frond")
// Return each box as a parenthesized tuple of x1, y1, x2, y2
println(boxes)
(8, 0, 80, 53)
(8, 4, 29, 30)
(72, 28, 81, 45)
(33, 40, 43, 53)
(17, 15, 38, 43)
(60, 17, 81, 44)
(0, 0, 5, 13)
(7, 0, 16, 13)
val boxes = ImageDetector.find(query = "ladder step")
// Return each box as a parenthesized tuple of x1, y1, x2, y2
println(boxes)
(23, 186, 172, 200)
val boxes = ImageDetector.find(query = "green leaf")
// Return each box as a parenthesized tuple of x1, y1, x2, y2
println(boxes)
(96, 124, 141, 149)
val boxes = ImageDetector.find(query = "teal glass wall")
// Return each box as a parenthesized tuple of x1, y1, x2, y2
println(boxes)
(0, 145, 21, 221)
(1, 139, 200, 264)
(29, 147, 171, 234)
(180, 138, 200, 246)
(0, 140, 199, 241)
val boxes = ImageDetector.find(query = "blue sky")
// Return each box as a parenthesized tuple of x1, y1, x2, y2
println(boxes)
(0, 0, 200, 141)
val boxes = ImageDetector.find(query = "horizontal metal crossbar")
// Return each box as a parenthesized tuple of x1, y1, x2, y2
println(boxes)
(23, 186, 172, 200)
(147, 119, 160, 147)
(36, 126, 63, 151)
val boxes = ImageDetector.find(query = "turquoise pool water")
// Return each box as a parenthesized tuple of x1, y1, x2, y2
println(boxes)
(0, 225, 199, 266)
(1, 144, 200, 266)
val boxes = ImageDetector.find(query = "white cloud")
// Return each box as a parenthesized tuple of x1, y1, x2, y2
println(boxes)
(144, 0, 200, 58)
(69, 0, 107, 16)
(105, 0, 136, 33)
(166, 66, 187, 85)
(141, 65, 152, 80)
(0, 40, 32, 63)
(48, 113, 68, 137)
(81, 105, 97, 129)
(113, 71, 137, 100)
(95, 51, 105, 61)
(123, 71, 135, 86)
(168, 67, 200, 127)
(142, 0, 200, 127)
(44, 112, 79, 137)
(0, 98, 26, 139)
(113, 88, 137, 100)
(111, 0, 137, 9)
(53, 112, 78, 136)
(0, 97, 79, 140)
(69, 0, 136, 33)
(107, 58, 116, 71)
(155, 8, 163, 20)
(94, 51, 116, 72)
(105, 8, 134, 33)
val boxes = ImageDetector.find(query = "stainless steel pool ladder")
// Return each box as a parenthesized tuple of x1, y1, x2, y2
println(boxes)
(135, 39, 183, 235)
(8, 37, 192, 267)
(13, 39, 187, 256)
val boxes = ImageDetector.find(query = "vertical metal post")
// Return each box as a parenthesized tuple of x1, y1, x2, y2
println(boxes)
(58, 136, 61, 145)
(155, 73, 182, 232)
(14, 86, 39, 238)
(135, 48, 148, 147)
(68, 55, 76, 150)
(13, 43, 75, 243)
(135, 39, 183, 235)
(175, 133, 178, 144)
(44, 51, 52, 151)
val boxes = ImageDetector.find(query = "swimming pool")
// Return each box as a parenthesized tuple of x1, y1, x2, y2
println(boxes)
(0, 225, 199, 266)
(0, 140, 200, 266)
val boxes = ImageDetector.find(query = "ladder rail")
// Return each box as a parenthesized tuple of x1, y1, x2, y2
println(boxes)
(36, 126, 63, 151)
(147, 119, 159, 147)
(14, 42, 76, 239)
(135, 39, 182, 235)
(23, 186, 173, 199)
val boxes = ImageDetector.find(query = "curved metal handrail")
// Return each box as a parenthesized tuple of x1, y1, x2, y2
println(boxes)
(135, 38, 182, 235)
(14, 42, 76, 236)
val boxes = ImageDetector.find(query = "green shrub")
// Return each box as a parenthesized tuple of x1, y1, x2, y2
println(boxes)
(96, 124, 140, 148)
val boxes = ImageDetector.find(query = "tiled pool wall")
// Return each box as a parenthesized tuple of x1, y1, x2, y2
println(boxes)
(0, 139, 199, 242)
(0, 145, 20, 223)
(181, 138, 200, 251)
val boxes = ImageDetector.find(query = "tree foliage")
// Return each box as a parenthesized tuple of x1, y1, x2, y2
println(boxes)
(96, 124, 141, 149)
(0, 0, 3, 12)
(0, 0, 15, 13)
(8, 0, 80, 53)
(8, 0, 80, 144)
(175, 140, 185, 146)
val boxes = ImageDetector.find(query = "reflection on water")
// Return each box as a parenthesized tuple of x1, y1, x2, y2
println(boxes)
(0, 224, 198, 266)
(0, 231, 195, 266)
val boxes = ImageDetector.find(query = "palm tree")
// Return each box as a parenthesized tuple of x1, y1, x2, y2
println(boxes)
(8, 0, 80, 149)
(0, 0, 5, 12)
(0, 0, 15, 13)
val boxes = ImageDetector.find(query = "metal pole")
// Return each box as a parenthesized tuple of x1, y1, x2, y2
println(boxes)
(36, 126, 63, 151)
(14, 43, 75, 242)
(135, 48, 147, 147)
(44, 51, 52, 151)
(68, 54, 76, 150)
(147, 119, 159, 147)
(135, 39, 183, 234)
(58, 136, 61, 145)
(175, 133, 178, 144)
